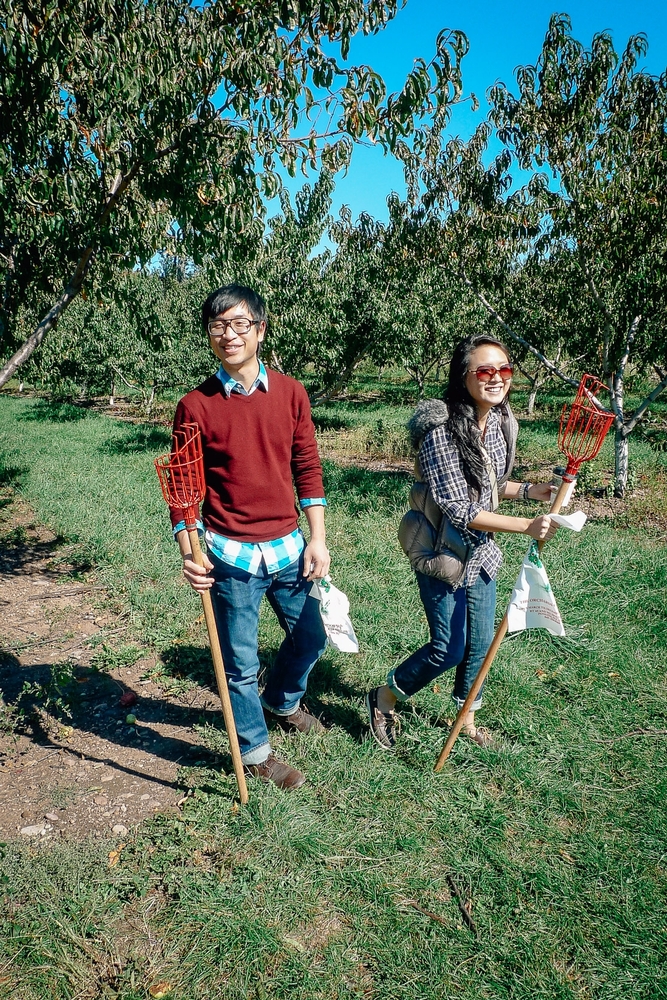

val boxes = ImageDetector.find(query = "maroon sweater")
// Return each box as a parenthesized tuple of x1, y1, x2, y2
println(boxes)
(170, 370, 324, 542)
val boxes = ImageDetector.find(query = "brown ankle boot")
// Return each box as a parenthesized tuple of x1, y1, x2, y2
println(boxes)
(244, 753, 306, 790)
(263, 705, 325, 734)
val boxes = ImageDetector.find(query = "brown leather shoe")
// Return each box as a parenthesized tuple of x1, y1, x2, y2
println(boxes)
(461, 724, 494, 748)
(263, 704, 325, 734)
(366, 687, 399, 750)
(244, 753, 306, 791)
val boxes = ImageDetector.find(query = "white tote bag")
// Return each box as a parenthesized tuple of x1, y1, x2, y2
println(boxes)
(309, 576, 359, 653)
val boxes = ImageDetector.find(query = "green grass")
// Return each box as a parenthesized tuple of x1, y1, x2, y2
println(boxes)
(1, 395, 666, 999)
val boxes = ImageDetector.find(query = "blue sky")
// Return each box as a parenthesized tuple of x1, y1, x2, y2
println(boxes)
(272, 1, 667, 225)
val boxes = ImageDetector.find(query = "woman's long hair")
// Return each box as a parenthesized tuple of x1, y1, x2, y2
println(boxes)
(444, 334, 511, 496)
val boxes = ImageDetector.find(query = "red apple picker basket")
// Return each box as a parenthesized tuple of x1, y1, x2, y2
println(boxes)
(155, 423, 249, 804)
(434, 374, 615, 771)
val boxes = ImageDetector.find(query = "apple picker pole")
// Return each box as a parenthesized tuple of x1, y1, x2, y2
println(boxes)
(434, 375, 615, 772)
(155, 423, 249, 804)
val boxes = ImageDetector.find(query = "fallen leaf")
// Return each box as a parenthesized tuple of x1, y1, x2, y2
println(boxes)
(559, 849, 576, 863)
(231, 802, 240, 815)
(535, 669, 548, 680)
(432, 683, 441, 694)
(608, 672, 619, 678)
(149, 983, 172, 998)
(108, 843, 126, 868)
(284, 936, 306, 953)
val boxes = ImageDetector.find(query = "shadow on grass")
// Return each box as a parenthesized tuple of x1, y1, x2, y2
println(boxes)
(0, 453, 28, 489)
(305, 657, 367, 740)
(0, 649, 226, 784)
(0, 523, 94, 578)
(311, 413, 351, 432)
(100, 425, 172, 455)
(323, 461, 410, 513)
(19, 400, 88, 423)
(516, 414, 560, 435)
(154, 643, 368, 741)
(156, 643, 216, 689)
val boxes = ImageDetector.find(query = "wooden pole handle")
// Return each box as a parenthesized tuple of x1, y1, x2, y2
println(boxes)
(433, 476, 575, 771)
(188, 529, 248, 804)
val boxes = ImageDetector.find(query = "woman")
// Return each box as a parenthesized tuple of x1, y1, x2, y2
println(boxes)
(367, 334, 558, 749)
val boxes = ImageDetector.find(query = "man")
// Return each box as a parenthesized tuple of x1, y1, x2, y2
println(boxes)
(170, 284, 330, 790)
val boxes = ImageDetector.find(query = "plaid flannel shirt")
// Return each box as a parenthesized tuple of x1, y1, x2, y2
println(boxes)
(172, 362, 326, 575)
(419, 407, 508, 587)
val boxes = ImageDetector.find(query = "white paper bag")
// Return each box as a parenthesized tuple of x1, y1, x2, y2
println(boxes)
(309, 576, 359, 652)
(507, 539, 565, 636)
(506, 511, 587, 637)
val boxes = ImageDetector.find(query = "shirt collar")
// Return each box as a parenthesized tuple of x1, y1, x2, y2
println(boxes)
(216, 360, 269, 397)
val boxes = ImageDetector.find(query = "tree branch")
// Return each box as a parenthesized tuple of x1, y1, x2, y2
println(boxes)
(624, 373, 667, 435)
(459, 272, 579, 388)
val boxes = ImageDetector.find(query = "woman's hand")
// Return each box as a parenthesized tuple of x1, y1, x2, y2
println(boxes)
(528, 483, 554, 503)
(183, 553, 215, 592)
(524, 515, 558, 541)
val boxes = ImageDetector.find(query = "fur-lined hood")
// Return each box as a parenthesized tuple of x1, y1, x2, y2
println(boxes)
(406, 398, 519, 475)
(407, 399, 448, 451)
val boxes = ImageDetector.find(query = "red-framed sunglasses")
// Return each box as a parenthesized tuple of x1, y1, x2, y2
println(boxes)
(468, 363, 514, 383)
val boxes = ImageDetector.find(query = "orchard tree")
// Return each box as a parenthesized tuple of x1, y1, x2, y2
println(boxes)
(29, 268, 212, 411)
(416, 15, 667, 494)
(0, 0, 469, 388)
(229, 173, 336, 381)
(491, 15, 667, 493)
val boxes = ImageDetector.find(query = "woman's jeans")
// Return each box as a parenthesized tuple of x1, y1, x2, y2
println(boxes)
(209, 550, 327, 765)
(387, 570, 496, 710)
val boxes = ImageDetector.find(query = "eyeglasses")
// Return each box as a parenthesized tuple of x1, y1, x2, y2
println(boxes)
(208, 318, 259, 336)
(468, 364, 514, 382)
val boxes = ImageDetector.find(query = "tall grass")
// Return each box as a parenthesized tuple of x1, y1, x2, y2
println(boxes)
(1, 395, 666, 1000)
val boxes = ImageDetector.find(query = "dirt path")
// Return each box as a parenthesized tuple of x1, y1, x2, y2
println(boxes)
(0, 497, 225, 843)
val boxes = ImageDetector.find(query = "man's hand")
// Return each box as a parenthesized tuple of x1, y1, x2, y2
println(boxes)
(182, 552, 215, 592)
(302, 504, 330, 580)
(302, 538, 330, 581)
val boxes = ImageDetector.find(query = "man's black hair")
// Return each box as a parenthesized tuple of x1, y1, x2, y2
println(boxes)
(201, 284, 268, 330)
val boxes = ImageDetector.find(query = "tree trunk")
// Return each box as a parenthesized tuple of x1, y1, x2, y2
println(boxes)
(109, 378, 115, 407)
(614, 424, 629, 497)
(0, 248, 94, 389)
(527, 384, 537, 415)
(145, 384, 157, 417)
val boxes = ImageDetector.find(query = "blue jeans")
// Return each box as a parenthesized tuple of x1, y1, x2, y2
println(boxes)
(209, 550, 327, 765)
(387, 570, 496, 710)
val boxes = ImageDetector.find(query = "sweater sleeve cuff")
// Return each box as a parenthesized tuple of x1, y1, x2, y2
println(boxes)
(299, 498, 327, 509)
